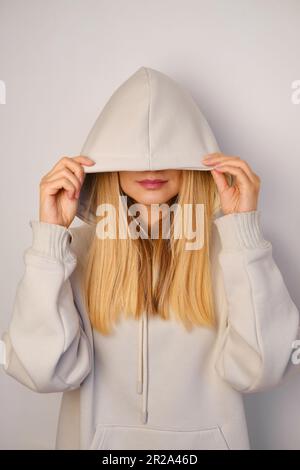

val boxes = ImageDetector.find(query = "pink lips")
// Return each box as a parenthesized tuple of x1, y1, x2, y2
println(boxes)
(137, 179, 168, 189)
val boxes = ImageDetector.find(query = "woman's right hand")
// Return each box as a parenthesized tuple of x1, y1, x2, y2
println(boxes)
(39, 155, 95, 228)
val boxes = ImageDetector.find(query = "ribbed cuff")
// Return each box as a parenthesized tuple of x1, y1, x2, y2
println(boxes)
(29, 220, 74, 261)
(213, 211, 270, 251)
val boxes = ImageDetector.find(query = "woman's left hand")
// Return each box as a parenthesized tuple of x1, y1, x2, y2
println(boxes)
(202, 153, 261, 215)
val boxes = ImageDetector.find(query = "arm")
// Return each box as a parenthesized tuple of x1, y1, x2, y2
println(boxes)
(213, 210, 300, 392)
(1, 220, 92, 393)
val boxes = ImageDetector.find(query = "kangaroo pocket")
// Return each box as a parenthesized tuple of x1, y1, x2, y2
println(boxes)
(89, 424, 230, 450)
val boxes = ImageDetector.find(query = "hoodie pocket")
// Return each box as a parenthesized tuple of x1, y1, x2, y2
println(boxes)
(89, 424, 230, 450)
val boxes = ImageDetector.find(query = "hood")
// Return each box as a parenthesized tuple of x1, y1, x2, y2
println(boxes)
(76, 66, 222, 425)
(77, 65, 221, 225)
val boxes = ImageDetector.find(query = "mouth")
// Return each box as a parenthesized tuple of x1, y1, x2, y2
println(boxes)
(136, 179, 168, 189)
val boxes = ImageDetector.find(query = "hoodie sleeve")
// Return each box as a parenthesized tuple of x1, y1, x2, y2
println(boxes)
(213, 210, 300, 393)
(1, 220, 92, 393)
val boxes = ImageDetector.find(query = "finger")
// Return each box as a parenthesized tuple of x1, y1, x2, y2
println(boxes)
(44, 156, 93, 184)
(72, 155, 96, 168)
(203, 154, 257, 184)
(215, 159, 256, 184)
(49, 156, 95, 177)
(211, 169, 230, 193)
(202, 152, 239, 163)
(45, 168, 82, 197)
(41, 177, 78, 200)
(213, 164, 252, 188)
(59, 155, 95, 166)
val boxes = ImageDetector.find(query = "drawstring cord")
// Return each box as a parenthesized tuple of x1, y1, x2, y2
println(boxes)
(137, 310, 148, 424)
(137, 314, 143, 395)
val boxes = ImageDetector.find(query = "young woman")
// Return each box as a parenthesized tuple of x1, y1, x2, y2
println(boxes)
(2, 67, 299, 450)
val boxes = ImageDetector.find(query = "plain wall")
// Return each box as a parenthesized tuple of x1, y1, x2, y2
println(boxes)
(0, 0, 299, 449)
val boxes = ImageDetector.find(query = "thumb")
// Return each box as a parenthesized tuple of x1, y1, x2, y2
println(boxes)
(211, 169, 229, 194)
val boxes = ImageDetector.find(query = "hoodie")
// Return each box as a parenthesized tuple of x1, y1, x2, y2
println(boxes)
(1, 66, 299, 450)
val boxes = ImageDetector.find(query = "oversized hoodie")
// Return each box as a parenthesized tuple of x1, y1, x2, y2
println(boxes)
(2, 66, 299, 450)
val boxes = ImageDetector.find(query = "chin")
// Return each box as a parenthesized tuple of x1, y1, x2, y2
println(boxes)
(134, 193, 171, 206)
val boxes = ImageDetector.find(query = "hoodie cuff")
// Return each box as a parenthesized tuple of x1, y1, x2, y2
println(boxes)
(213, 211, 271, 251)
(29, 220, 75, 262)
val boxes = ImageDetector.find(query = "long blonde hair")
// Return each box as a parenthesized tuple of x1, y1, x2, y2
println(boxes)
(82, 170, 221, 335)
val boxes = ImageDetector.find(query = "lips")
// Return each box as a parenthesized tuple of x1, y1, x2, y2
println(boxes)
(137, 179, 168, 189)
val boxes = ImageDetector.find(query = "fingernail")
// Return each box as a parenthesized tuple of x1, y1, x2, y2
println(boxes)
(81, 155, 95, 164)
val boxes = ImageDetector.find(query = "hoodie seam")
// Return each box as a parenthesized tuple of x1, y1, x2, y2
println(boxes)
(143, 67, 152, 170)
(234, 251, 264, 392)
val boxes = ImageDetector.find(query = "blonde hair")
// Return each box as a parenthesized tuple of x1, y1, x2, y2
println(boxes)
(82, 170, 222, 335)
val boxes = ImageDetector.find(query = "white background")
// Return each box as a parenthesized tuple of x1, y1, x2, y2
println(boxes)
(0, 0, 299, 449)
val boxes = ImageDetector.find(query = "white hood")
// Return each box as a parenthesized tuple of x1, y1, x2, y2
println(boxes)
(77, 66, 220, 223)
(75, 66, 222, 425)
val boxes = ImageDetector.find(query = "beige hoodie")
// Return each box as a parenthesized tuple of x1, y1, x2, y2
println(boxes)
(2, 67, 299, 450)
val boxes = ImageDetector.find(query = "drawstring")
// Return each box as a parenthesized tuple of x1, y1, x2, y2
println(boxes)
(137, 314, 143, 395)
(137, 310, 148, 424)
(126, 202, 154, 425)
